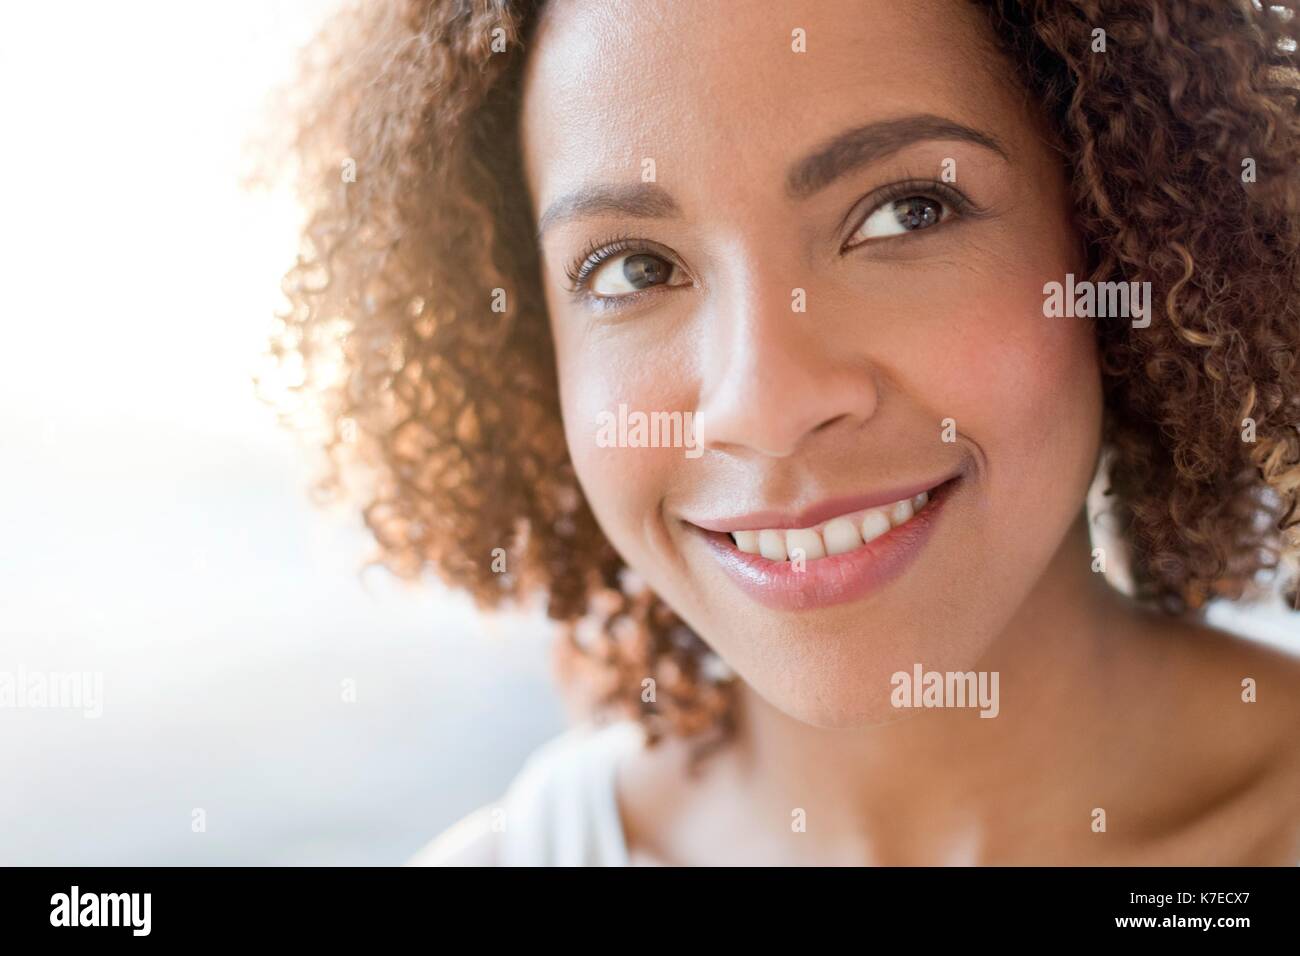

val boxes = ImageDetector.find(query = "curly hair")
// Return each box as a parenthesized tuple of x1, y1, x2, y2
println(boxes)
(268, 0, 1300, 749)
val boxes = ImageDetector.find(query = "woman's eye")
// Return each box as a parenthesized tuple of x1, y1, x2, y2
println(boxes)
(589, 252, 680, 296)
(849, 195, 950, 245)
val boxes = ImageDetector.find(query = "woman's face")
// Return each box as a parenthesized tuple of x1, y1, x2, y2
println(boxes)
(522, 0, 1103, 728)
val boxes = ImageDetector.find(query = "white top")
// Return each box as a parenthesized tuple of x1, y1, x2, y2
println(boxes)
(408, 720, 645, 867)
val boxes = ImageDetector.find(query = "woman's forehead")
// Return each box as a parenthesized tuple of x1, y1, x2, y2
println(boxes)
(520, 0, 1015, 209)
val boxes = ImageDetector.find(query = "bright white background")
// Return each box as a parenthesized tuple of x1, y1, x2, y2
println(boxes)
(0, 1, 1295, 866)
(0, 0, 566, 865)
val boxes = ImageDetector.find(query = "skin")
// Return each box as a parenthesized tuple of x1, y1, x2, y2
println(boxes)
(492, 0, 1300, 864)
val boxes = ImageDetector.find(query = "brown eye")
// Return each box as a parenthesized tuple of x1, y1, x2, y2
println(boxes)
(893, 196, 943, 231)
(847, 193, 952, 247)
(621, 254, 671, 288)
(590, 252, 681, 296)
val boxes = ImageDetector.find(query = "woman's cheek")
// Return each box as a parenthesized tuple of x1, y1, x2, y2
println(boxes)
(559, 341, 685, 558)
(904, 271, 1101, 512)
(965, 279, 1100, 472)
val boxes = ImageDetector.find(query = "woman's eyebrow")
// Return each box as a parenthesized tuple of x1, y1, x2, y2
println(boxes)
(535, 181, 681, 242)
(786, 113, 1008, 199)
(533, 115, 1004, 242)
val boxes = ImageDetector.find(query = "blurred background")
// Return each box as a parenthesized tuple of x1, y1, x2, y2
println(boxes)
(0, 0, 567, 865)
(1, 0, 1295, 866)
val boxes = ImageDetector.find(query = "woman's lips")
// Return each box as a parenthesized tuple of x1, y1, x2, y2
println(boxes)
(690, 476, 959, 611)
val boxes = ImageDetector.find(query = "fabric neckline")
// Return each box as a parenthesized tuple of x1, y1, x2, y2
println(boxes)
(589, 721, 644, 866)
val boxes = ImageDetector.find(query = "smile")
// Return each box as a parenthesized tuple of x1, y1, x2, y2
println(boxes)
(728, 490, 932, 562)
(689, 475, 960, 611)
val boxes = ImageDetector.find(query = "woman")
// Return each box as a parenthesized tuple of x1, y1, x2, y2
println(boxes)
(274, 0, 1300, 864)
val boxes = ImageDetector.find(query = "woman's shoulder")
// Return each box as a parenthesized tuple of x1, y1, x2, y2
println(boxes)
(1126, 613, 1300, 862)
(407, 719, 646, 867)
(407, 804, 500, 866)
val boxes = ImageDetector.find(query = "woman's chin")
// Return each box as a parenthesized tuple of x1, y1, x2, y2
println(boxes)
(770, 697, 922, 731)
(731, 658, 948, 730)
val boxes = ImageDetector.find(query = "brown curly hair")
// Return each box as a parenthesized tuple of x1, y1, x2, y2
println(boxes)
(267, 0, 1300, 748)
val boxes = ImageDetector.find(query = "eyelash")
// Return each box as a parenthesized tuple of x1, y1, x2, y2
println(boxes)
(563, 232, 642, 291)
(839, 178, 977, 252)
(562, 179, 978, 297)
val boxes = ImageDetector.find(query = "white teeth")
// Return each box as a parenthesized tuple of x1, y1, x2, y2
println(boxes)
(723, 489, 935, 564)
(822, 518, 862, 555)
(860, 509, 891, 543)
(758, 529, 788, 561)
(888, 499, 914, 526)
(785, 527, 826, 561)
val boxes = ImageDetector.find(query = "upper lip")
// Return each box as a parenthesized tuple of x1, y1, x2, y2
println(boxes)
(683, 473, 959, 534)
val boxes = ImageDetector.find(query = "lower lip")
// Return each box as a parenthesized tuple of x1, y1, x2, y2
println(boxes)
(695, 478, 959, 612)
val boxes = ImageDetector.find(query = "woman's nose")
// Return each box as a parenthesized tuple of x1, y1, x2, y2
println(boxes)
(694, 272, 880, 459)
